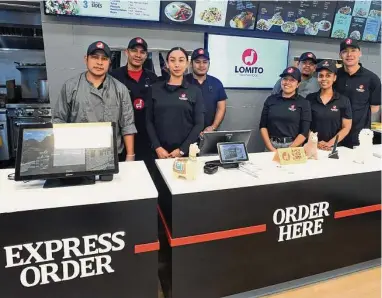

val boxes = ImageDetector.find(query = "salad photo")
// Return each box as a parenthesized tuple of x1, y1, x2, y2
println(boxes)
(281, 21, 298, 34)
(199, 7, 223, 24)
(45, 0, 80, 15)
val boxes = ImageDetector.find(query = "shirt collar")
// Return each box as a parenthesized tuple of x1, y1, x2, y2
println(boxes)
(84, 72, 109, 89)
(277, 91, 298, 100)
(340, 63, 364, 77)
(316, 91, 341, 104)
(163, 77, 189, 90)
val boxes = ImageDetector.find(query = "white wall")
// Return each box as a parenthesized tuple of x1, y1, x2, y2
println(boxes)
(41, 13, 381, 152)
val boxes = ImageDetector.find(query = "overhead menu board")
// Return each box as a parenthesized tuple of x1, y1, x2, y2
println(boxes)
(161, 1, 258, 30)
(255, 1, 336, 37)
(331, 1, 381, 42)
(44, 0, 161, 21)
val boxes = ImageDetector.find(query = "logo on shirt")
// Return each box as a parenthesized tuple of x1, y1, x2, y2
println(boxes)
(288, 104, 296, 112)
(331, 105, 339, 112)
(179, 93, 188, 101)
(133, 98, 145, 110)
(356, 85, 365, 92)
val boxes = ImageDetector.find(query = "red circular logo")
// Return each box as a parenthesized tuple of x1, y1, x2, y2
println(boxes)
(359, 85, 364, 89)
(136, 38, 143, 43)
(346, 39, 352, 45)
(133, 98, 144, 110)
(96, 42, 104, 49)
(242, 49, 258, 66)
(287, 68, 294, 73)
(307, 53, 313, 58)
(198, 49, 204, 55)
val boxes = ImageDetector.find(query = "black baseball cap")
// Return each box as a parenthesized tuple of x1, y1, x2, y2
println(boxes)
(340, 38, 360, 52)
(128, 37, 148, 51)
(280, 66, 302, 82)
(299, 52, 317, 64)
(87, 41, 111, 58)
(316, 60, 337, 74)
(191, 48, 210, 61)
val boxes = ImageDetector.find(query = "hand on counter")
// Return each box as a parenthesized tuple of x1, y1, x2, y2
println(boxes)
(156, 147, 170, 159)
(126, 154, 135, 162)
(318, 141, 332, 151)
(169, 149, 182, 158)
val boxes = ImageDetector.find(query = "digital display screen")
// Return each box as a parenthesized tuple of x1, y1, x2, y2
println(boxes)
(218, 143, 249, 163)
(44, 0, 160, 22)
(161, 1, 258, 30)
(207, 34, 289, 89)
(19, 123, 116, 178)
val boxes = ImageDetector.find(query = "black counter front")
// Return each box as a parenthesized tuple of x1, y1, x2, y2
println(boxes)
(156, 148, 381, 298)
(0, 162, 159, 298)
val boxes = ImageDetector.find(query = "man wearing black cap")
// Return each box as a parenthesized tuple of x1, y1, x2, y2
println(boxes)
(306, 60, 352, 150)
(53, 41, 137, 161)
(111, 37, 157, 162)
(185, 48, 227, 132)
(335, 38, 381, 148)
(272, 52, 320, 98)
(260, 66, 311, 151)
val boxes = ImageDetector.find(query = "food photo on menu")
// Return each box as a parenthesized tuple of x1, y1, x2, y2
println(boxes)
(256, 1, 336, 37)
(331, 0, 381, 42)
(161, 1, 196, 24)
(224, 1, 258, 30)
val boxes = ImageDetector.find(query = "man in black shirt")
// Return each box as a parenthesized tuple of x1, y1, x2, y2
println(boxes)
(335, 38, 381, 148)
(111, 37, 157, 162)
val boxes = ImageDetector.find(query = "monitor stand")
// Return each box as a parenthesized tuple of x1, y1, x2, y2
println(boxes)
(43, 176, 96, 189)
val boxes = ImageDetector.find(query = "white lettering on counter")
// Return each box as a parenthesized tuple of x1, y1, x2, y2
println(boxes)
(3, 231, 125, 287)
(273, 202, 329, 242)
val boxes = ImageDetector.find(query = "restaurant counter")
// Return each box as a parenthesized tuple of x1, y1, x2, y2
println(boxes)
(0, 162, 159, 298)
(156, 147, 381, 298)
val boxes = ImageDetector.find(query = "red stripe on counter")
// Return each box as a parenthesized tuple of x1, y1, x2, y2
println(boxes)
(158, 205, 266, 247)
(334, 204, 382, 219)
(134, 241, 160, 254)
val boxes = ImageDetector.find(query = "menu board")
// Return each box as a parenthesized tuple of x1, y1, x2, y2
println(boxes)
(256, 1, 337, 37)
(44, 0, 161, 21)
(331, 1, 381, 42)
(161, 1, 258, 30)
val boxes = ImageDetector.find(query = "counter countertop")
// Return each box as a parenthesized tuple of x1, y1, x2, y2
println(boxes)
(0, 161, 158, 214)
(156, 146, 382, 195)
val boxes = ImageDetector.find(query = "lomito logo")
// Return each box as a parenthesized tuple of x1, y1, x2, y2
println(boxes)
(242, 49, 258, 66)
(235, 48, 263, 76)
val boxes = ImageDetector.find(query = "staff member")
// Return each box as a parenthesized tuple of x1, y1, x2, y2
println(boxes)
(111, 37, 157, 162)
(185, 48, 227, 132)
(53, 41, 136, 161)
(260, 67, 311, 151)
(335, 38, 381, 148)
(306, 60, 352, 151)
(146, 47, 204, 158)
(272, 52, 320, 98)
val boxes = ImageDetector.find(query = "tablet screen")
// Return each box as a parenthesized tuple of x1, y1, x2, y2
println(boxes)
(218, 142, 249, 164)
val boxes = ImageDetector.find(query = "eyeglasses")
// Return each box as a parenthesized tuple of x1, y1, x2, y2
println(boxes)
(89, 55, 109, 61)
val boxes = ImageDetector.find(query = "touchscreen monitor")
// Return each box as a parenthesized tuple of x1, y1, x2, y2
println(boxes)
(15, 122, 118, 181)
(217, 142, 249, 164)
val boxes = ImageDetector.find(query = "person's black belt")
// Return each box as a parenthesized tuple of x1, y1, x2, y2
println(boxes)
(270, 136, 293, 143)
